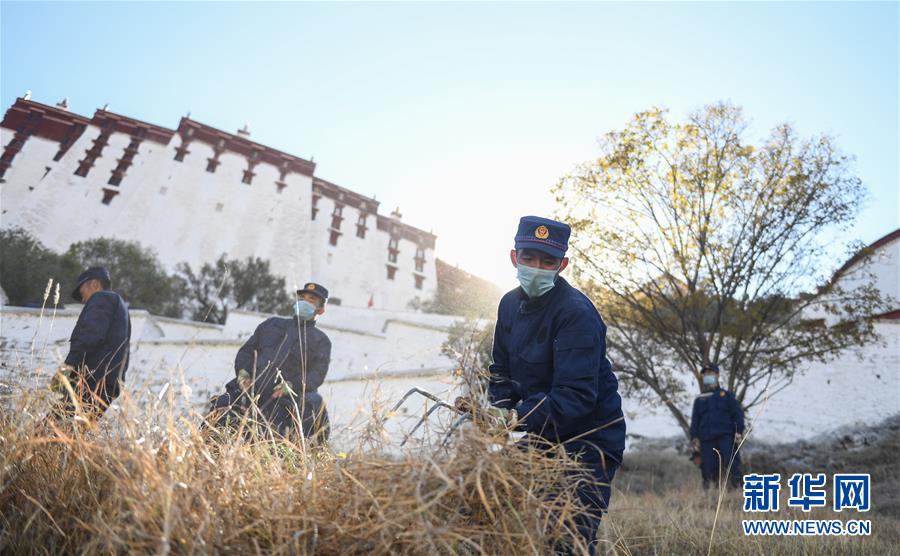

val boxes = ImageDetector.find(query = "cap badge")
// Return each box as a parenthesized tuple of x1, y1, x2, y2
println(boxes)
(306, 283, 315, 290)
(535, 225, 550, 239)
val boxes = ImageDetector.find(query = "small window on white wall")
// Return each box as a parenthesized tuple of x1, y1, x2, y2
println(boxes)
(388, 237, 399, 263)
(415, 247, 426, 272)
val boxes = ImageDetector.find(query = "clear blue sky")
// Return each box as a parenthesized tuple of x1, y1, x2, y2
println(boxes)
(2, 2, 897, 289)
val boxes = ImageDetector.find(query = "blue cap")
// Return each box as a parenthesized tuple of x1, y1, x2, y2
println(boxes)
(514, 216, 570, 259)
(701, 363, 720, 374)
(72, 267, 112, 302)
(297, 282, 329, 304)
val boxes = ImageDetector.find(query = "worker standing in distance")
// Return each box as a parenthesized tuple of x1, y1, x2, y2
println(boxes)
(690, 363, 745, 489)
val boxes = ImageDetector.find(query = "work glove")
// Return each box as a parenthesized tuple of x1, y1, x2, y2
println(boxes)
(271, 380, 296, 399)
(691, 438, 701, 452)
(237, 369, 253, 392)
(453, 396, 474, 414)
(483, 407, 518, 430)
(454, 397, 517, 432)
(50, 365, 76, 394)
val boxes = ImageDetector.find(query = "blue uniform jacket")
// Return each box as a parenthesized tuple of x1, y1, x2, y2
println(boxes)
(689, 387, 745, 441)
(64, 290, 131, 390)
(229, 317, 331, 403)
(488, 277, 626, 462)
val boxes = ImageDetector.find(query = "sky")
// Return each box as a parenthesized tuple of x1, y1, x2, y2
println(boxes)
(1, 1, 897, 290)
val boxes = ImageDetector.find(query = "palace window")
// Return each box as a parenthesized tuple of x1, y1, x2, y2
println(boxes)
(206, 158, 219, 173)
(386, 265, 397, 280)
(356, 213, 368, 238)
(74, 131, 111, 178)
(101, 189, 119, 205)
(414, 247, 426, 272)
(174, 143, 190, 161)
(107, 137, 141, 186)
(312, 195, 321, 220)
(241, 170, 255, 185)
(74, 161, 91, 177)
(331, 203, 344, 230)
(329, 230, 341, 246)
(388, 237, 399, 263)
(414, 274, 424, 290)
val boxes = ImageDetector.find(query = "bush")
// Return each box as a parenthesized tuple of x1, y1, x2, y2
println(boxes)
(175, 254, 292, 324)
(0, 228, 80, 307)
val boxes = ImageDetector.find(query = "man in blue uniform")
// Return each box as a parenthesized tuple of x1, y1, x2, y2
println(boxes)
(207, 282, 332, 443)
(690, 364, 745, 489)
(55, 267, 132, 420)
(487, 216, 626, 553)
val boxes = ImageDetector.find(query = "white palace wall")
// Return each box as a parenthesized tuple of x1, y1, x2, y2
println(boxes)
(309, 194, 438, 309)
(1, 99, 437, 311)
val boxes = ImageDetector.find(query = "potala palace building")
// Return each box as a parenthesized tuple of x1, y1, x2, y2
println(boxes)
(1, 96, 436, 311)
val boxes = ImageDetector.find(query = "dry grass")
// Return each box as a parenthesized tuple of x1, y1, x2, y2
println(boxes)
(1, 384, 898, 555)
(600, 451, 900, 555)
(0, 387, 594, 555)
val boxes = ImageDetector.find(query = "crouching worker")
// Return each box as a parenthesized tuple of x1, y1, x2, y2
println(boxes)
(483, 216, 626, 555)
(52, 267, 132, 422)
(205, 283, 332, 444)
(690, 363, 745, 489)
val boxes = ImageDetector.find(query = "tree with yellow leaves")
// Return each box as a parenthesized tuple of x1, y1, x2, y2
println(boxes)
(554, 102, 885, 438)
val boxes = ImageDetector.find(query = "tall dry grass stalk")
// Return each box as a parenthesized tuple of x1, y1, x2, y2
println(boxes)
(27, 278, 55, 367)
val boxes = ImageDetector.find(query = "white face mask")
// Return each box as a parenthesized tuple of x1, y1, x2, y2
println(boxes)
(702, 375, 717, 386)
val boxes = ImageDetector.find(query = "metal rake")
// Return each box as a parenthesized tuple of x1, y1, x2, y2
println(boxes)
(389, 387, 471, 447)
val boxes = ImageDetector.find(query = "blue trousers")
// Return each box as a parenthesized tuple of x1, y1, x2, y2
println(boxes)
(517, 437, 618, 555)
(572, 455, 618, 555)
(700, 434, 742, 488)
(207, 386, 330, 442)
(558, 440, 619, 555)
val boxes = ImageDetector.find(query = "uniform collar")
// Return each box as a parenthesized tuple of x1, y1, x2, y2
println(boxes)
(519, 275, 568, 314)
